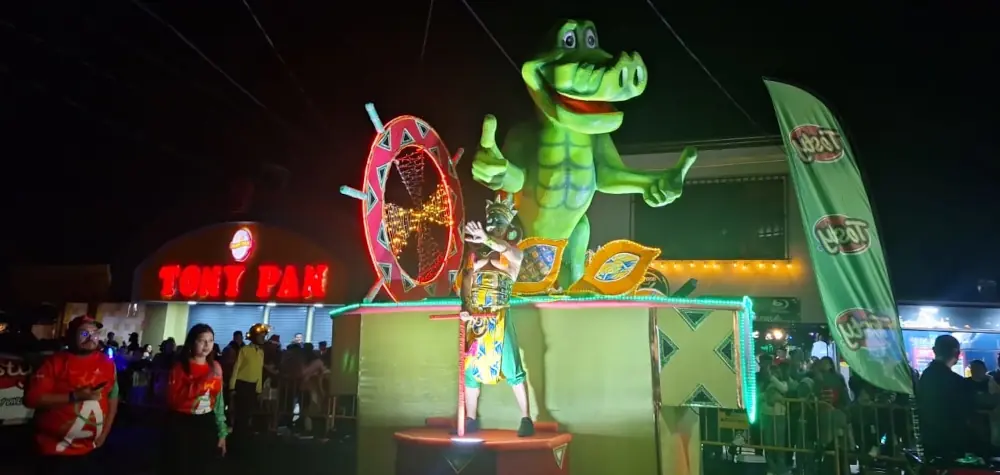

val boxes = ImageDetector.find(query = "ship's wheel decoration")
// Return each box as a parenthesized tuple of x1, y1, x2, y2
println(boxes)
(341, 103, 465, 302)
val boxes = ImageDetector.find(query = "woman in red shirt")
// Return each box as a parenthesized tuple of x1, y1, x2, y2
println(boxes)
(164, 324, 228, 474)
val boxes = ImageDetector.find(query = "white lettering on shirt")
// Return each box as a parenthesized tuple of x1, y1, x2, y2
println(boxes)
(56, 400, 104, 453)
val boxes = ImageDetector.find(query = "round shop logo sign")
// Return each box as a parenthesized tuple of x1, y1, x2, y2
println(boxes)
(230, 227, 254, 262)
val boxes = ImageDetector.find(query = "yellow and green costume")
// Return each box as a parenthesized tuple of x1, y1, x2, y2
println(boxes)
(464, 270, 525, 388)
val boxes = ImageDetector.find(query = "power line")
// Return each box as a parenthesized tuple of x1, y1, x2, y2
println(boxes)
(457, 0, 519, 75)
(238, 0, 331, 132)
(0, 17, 211, 168)
(128, 0, 268, 110)
(419, 0, 435, 66)
(2, 62, 210, 170)
(644, 0, 766, 134)
(3, 13, 313, 168)
(0, 16, 261, 166)
(0, 18, 143, 96)
(81, 18, 247, 112)
(127, 0, 312, 153)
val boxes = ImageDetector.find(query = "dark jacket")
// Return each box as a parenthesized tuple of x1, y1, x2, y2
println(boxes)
(918, 360, 975, 459)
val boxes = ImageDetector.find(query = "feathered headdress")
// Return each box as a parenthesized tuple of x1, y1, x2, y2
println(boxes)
(485, 193, 517, 223)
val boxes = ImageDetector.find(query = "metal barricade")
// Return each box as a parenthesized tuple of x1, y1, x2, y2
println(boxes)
(844, 400, 918, 473)
(701, 398, 929, 475)
(701, 398, 847, 475)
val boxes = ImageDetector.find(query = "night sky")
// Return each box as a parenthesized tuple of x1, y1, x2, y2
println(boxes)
(1, 1, 996, 302)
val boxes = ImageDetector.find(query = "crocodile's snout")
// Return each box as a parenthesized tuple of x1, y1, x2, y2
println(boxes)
(608, 52, 646, 101)
(550, 52, 647, 103)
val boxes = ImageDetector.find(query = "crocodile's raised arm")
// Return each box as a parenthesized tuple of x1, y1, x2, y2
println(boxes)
(595, 135, 698, 206)
(472, 115, 527, 193)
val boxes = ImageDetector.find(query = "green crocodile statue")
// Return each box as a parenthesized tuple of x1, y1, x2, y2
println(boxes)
(471, 19, 698, 289)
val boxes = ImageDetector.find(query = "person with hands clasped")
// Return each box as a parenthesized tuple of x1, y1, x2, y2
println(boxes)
(25, 315, 119, 475)
(163, 324, 229, 474)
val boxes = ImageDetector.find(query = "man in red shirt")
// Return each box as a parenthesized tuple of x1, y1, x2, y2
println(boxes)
(25, 315, 119, 475)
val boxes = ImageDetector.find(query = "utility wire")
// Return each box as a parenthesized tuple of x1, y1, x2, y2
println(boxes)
(128, 0, 267, 109)
(2, 62, 209, 170)
(644, 0, 766, 133)
(238, 0, 331, 132)
(127, 0, 311, 151)
(0, 18, 209, 168)
(419, 0, 435, 66)
(457, 0, 520, 75)
(0, 18, 142, 96)
(0, 16, 248, 170)
(82, 17, 246, 113)
(5, 13, 274, 127)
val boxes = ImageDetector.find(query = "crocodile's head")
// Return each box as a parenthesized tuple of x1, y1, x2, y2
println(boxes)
(522, 19, 647, 135)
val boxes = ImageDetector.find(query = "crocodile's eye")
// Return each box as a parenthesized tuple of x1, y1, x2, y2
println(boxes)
(562, 30, 577, 49)
(584, 28, 598, 48)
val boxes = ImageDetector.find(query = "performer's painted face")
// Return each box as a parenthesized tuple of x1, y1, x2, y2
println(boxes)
(484, 213, 510, 237)
(75, 323, 101, 352)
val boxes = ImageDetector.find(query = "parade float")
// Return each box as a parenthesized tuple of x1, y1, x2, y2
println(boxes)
(335, 20, 756, 475)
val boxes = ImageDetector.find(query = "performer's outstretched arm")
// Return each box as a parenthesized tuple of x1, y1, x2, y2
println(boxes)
(483, 236, 523, 267)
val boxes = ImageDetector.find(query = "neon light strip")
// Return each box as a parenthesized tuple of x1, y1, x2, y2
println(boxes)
(327, 295, 748, 318)
(365, 102, 384, 133)
(738, 295, 758, 424)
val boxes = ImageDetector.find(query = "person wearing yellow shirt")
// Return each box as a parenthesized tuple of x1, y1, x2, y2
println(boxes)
(229, 323, 268, 434)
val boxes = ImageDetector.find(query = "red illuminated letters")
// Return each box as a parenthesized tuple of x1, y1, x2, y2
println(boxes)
(256, 265, 283, 299)
(300, 264, 328, 300)
(158, 264, 328, 302)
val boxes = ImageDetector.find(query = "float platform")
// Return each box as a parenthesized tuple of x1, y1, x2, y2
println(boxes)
(394, 418, 571, 475)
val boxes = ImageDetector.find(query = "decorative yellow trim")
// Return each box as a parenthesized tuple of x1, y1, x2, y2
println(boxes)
(513, 237, 567, 295)
(635, 287, 667, 297)
(652, 259, 796, 273)
(568, 240, 661, 296)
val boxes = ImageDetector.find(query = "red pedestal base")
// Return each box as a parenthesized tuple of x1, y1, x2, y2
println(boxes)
(394, 418, 572, 475)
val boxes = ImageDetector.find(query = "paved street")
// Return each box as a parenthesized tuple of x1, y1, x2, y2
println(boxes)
(0, 405, 356, 474)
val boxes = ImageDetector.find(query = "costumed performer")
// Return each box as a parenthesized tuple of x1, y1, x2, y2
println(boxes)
(459, 194, 534, 437)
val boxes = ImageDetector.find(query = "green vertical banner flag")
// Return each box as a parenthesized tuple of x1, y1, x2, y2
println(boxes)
(764, 79, 912, 395)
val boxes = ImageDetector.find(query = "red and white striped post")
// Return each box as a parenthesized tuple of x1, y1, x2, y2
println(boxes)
(430, 312, 491, 437)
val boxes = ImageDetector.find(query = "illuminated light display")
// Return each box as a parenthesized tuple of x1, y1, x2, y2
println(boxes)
(339, 104, 465, 302)
(653, 260, 796, 273)
(384, 184, 453, 258)
(229, 227, 254, 262)
(158, 264, 329, 302)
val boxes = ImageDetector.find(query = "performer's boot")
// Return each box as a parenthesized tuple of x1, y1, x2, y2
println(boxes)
(517, 417, 534, 437)
(453, 417, 480, 435)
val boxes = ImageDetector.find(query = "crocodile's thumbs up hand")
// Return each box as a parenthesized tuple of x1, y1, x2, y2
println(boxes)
(643, 146, 697, 207)
(472, 114, 508, 190)
(480, 114, 498, 150)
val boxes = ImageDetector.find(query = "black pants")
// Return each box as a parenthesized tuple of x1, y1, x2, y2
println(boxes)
(222, 372, 234, 419)
(233, 380, 258, 433)
(36, 452, 95, 475)
(161, 412, 220, 475)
